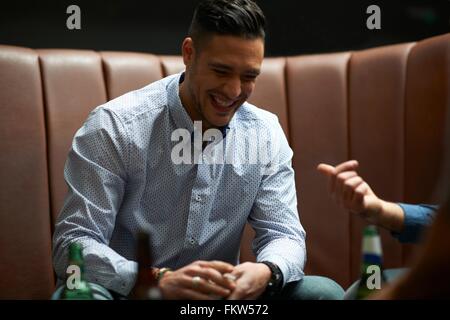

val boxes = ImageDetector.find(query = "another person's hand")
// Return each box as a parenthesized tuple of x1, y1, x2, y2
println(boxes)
(226, 262, 272, 300)
(317, 160, 382, 219)
(317, 160, 404, 232)
(158, 260, 236, 300)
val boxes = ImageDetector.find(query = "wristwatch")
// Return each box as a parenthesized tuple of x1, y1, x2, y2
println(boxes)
(260, 261, 283, 297)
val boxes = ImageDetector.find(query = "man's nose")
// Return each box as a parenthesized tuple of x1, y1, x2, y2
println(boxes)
(223, 76, 242, 100)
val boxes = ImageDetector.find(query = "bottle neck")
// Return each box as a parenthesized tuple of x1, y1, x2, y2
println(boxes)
(68, 243, 86, 276)
(136, 264, 157, 286)
(130, 232, 163, 299)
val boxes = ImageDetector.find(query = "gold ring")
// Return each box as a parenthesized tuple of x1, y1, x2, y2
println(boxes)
(192, 276, 201, 288)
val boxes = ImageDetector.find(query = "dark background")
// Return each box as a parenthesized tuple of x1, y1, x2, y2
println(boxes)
(0, 0, 448, 56)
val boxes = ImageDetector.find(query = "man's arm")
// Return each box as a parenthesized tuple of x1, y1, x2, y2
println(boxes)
(250, 147, 306, 286)
(52, 106, 137, 296)
(227, 118, 306, 299)
(317, 160, 438, 243)
(392, 203, 438, 243)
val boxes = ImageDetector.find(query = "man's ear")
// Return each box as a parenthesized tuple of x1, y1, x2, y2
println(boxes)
(182, 37, 195, 66)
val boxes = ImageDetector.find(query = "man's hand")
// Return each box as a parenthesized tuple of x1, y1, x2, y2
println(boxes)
(226, 262, 272, 300)
(317, 160, 404, 232)
(158, 260, 236, 300)
(317, 160, 382, 220)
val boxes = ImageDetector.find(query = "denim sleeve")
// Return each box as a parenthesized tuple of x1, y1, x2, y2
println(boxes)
(392, 203, 438, 243)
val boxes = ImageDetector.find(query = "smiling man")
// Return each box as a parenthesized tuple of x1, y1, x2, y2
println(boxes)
(52, 0, 344, 300)
(180, 35, 263, 129)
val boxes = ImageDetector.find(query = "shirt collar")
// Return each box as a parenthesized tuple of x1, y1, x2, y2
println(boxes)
(167, 72, 194, 133)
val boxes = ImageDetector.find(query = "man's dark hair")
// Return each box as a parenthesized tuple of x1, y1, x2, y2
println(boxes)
(188, 0, 266, 49)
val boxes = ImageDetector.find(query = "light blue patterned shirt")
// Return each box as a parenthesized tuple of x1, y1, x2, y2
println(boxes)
(53, 72, 306, 296)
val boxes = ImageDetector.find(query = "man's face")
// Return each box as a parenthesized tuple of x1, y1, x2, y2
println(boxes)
(181, 35, 264, 129)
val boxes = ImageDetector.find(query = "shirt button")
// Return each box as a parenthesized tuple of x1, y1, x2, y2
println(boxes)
(188, 238, 196, 246)
(195, 195, 202, 202)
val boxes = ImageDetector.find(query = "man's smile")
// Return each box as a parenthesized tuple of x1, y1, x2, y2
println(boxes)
(209, 93, 240, 114)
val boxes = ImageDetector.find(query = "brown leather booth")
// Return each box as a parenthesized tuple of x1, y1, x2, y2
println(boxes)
(1, 33, 449, 299)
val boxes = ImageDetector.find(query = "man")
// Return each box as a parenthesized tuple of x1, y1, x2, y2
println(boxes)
(53, 0, 343, 300)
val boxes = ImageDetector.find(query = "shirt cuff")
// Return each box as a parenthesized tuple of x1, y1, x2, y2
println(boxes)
(86, 259, 138, 297)
(392, 203, 437, 243)
(257, 254, 304, 287)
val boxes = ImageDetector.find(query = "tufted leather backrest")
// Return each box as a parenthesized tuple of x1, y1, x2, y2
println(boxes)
(101, 52, 163, 100)
(286, 52, 352, 285)
(37, 50, 108, 224)
(403, 34, 450, 264)
(348, 43, 414, 281)
(0, 46, 54, 298)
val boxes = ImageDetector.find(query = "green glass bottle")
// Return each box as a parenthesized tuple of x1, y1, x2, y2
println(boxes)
(355, 225, 386, 300)
(62, 242, 94, 300)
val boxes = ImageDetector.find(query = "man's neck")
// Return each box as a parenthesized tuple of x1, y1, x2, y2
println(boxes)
(179, 81, 214, 133)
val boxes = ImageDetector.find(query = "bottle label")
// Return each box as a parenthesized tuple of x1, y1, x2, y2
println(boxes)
(362, 237, 382, 255)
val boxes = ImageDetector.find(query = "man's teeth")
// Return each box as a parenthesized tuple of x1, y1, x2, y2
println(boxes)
(213, 96, 233, 107)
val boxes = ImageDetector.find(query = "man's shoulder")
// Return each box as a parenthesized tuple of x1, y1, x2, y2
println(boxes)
(97, 74, 177, 124)
(235, 102, 280, 129)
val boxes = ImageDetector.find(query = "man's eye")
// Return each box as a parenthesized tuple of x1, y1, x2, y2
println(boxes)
(243, 75, 257, 81)
(214, 69, 227, 76)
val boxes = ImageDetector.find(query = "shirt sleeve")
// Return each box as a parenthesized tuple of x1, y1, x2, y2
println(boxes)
(392, 203, 438, 243)
(249, 118, 306, 286)
(52, 107, 138, 296)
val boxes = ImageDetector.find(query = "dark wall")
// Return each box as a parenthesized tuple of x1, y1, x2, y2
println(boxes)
(0, 0, 448, 56)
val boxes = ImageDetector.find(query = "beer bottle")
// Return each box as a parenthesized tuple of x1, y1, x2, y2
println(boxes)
(62, 242, 94, 300)
(129, 232, 162, 300)
(355, 225, 386, 299)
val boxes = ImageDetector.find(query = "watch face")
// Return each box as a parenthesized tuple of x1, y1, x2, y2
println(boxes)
(262, 261, 282, 291)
